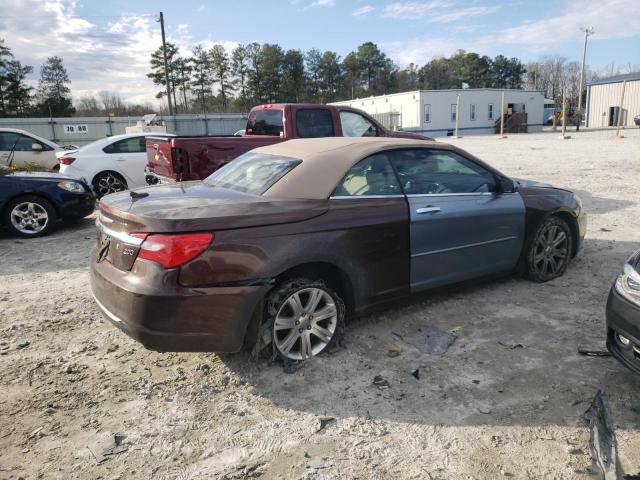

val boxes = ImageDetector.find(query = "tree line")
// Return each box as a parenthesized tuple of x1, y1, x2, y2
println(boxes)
(2, 36, 633, 119)
(147, 42, 531, 113)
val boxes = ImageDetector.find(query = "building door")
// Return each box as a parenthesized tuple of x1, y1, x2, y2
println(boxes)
(609, 106, 620, 127)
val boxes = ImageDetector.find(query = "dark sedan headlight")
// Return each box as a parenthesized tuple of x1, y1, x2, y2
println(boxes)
(57, 180, 85, 193)
(615, 262, 640, 306)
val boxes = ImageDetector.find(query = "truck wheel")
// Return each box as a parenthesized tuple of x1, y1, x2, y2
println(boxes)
(523, 216, 573, 282)
(4, 195, 57, 238)
(93, 171, 127, 198)
(266, 278, 345, 361)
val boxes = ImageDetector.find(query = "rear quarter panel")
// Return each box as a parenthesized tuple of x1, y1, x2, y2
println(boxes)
(178, 197, 410, 312)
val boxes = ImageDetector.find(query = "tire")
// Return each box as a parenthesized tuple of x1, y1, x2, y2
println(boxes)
(3, 195, 57, 238)
(265, 278, 345, 361)
(523, 215, 573, 282)
(92, 171, 127, 198)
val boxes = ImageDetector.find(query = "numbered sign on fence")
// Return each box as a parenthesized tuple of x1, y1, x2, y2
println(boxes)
(63, 124, 88, 134)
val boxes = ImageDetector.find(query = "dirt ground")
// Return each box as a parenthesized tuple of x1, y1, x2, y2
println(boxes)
(1, 128, 640, 480)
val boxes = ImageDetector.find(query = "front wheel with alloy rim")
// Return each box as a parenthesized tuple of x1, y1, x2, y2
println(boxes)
(524, 216, 573, 282)
(92, 171, 127, 198)
(266, 278, 345, 361)
(4, 195, 57, 237)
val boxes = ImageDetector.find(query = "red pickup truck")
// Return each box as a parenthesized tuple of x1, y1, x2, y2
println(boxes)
(146, 103, 430, 183)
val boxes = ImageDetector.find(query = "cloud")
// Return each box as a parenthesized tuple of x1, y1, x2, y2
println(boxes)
(311, 0, 335, 6)
(0, 0, 239, 105)
(381, 0, 640, 65)
(353, 5, 376, 17)
(382, 1, 451, 19)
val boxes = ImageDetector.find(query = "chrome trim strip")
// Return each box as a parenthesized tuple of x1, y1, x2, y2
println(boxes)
(406, 192, 518, 198)
(330, 195, 405, 199)
(95, 217, 144, 246)
(411, 236, 518, 258)
(92, 292, 124, 325)
(634, 345, 640, 355)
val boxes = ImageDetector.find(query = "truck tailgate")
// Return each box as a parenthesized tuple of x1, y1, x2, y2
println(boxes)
(146, 137, 175, 180)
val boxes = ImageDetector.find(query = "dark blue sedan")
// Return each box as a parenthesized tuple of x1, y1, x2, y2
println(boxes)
(0, 171, 95, 237)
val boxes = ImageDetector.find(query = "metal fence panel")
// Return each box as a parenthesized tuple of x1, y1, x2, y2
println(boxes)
(0, 114, 248, 146)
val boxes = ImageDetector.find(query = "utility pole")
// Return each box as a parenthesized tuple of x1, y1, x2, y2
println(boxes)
(576, 26, 594, 132)
(158, 12, 173, 116)
(454, 94, 461, 138)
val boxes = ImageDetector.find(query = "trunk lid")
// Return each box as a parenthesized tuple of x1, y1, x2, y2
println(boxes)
(96, 183, 328, 271)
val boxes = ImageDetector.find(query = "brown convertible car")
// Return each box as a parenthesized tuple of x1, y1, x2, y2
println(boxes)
(91, 137, 586, 361)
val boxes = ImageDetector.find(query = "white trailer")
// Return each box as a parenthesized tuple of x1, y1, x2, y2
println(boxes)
(331, 89, 545, 137)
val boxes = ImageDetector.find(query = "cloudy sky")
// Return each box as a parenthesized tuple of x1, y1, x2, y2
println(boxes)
(1, 0, 639, 106)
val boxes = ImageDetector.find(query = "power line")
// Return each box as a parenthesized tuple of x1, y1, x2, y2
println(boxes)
(0, 14, 156, 19)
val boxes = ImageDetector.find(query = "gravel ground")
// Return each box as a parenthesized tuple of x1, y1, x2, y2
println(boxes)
(1, 128, 640, 480)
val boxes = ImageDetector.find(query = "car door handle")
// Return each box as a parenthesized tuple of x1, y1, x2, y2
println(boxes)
(416, 206, 441, 214)
(115, 157, 126, 162)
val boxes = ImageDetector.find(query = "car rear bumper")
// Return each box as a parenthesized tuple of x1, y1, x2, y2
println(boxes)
(89, 247, 270, 352)
(606, 285, 640, 375)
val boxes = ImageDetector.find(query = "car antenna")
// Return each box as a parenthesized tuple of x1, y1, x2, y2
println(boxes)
(130, 191, 149, 200)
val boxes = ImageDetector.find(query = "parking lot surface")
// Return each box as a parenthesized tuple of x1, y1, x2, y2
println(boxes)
(1, 128, 639, 479)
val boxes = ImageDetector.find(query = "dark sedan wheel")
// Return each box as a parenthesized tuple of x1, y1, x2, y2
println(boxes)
(267, 278, 344, 361)
(4, 195, 57, 237)
(93, 172, 127, 198)
(525, 216, 573, 282)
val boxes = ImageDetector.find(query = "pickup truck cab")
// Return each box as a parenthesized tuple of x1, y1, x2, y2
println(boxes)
(146, 103, 430, 183)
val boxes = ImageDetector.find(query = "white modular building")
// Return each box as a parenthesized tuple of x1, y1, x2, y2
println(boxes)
(585, 72, 640, 129)
(331, 89, 545, 137)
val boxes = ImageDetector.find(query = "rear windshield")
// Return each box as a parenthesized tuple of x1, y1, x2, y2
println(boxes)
(205, 152, 301, 195)
(245, 109, 284, 136)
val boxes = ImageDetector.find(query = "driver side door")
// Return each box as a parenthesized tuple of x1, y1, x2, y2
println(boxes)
(389, 148, 525, 291)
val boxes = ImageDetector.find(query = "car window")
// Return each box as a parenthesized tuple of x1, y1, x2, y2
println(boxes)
(390, 149, 496, 194)
(12, 135, 53, 152)
(332, 154, 402, 197)
(246, 109, 284, 136)
(296, 109, 335, 138)
(103, 137, 145, 154)
(204, 152, 301, 195)
(340, 111, 378, 137)
(0, 132, 21, 151)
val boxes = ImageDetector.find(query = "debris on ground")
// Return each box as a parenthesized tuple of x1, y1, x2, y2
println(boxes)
(87, 434, 128, 464)
(395, 326, 455, 355)
(411, 368, 420, 380)
(498, 341, 525, 349)
(373, 375, 390, 390)
(386, 346, 401, 357)
(317, 416, 335, 433)
(584, 390, 617, 480)
(578, 348, 612, 357)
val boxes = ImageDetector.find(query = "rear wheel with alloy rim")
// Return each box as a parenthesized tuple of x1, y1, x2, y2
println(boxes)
(266, 278, 345, 361)
(4, 195, 57, 237)
(524, 216, 573, 282)
(92, 171, 127, 198)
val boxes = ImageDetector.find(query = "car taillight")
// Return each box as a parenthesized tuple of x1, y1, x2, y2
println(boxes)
(59, 157, 76, 165)
(134, 233, 213, 269)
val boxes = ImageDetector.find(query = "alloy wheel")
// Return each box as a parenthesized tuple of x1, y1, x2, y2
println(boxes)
(273, 287, 338, 360)
(533, 223, 569, 278)
(10, 202, 49, 235)
(96, 174, 126, 197)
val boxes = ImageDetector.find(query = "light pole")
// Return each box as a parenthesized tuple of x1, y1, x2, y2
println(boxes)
(576, 26, 594, 131)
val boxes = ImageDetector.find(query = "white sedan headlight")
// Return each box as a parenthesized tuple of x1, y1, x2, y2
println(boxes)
(615, 263, 640, 306)
(57, 180, 85, 193)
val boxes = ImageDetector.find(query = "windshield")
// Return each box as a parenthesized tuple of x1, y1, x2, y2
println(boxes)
(204, 152, 301, 195)
(245, 109, 284, 136)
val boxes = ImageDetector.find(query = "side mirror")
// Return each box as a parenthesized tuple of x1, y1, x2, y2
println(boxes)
(32, 143, 43, 152)
(496, 176, 515, 193)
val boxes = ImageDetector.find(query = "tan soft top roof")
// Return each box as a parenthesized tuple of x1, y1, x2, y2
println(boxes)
(258, 137, 446, 199)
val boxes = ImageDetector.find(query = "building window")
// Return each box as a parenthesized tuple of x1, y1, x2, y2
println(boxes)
(424, 104, 431, 123)
(470, 104, 476, 121)
(451, 104, 457, 122)
(488, 103, 495, 120)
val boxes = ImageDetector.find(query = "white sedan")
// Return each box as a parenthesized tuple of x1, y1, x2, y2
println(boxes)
(0, 128, 64, 170)
(59, 133, 174, 197)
